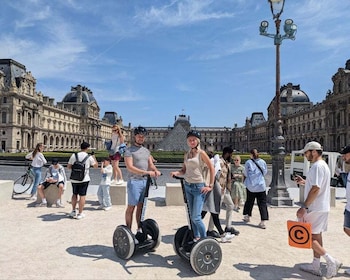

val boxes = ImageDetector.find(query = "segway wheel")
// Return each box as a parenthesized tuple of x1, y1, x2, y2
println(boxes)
(142, 219, 161, 250)
(190, 238, 222, 275)
(113, 225, 136, 259)
(173, 225, 193, 260)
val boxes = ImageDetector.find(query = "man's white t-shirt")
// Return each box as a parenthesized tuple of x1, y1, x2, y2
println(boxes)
(68, 152, 96, 183)
(304, 159, 331, 212)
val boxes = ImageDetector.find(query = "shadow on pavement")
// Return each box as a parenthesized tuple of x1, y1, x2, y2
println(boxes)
(233, 262, 321, 280)
(37, 212, 71, 221)
(66, 244, 197, 277)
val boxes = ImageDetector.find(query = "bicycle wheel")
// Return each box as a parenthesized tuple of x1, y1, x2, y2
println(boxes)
(13, 174, 33, 195)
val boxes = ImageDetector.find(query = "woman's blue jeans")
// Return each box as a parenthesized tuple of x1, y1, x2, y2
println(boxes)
(184, 182, 207, 239)
(31, 167, 42, 196)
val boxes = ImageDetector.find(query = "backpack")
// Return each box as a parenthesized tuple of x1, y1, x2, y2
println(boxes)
(70, 153, 90, 181)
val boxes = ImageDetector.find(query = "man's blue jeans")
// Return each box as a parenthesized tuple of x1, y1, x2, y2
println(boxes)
(184, 182, 207, 239)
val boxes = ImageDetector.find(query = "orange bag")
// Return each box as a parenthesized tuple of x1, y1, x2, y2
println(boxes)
(287, 220, 312, 249)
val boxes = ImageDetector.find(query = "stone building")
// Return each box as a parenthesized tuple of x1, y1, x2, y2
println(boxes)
(0, 58, 349, 154)
(0, 59, 129, 152)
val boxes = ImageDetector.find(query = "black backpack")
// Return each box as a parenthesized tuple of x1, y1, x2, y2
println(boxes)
(70, 153, 90, 181)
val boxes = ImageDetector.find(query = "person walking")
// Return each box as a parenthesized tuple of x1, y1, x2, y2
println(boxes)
(231, 155, 246, 212)
(67, 142, 98, 219)
(170, 130, 214, 242)
(110, 124, 125, 185)
(215, 147, 240, 235)
(97, 158, 113, 211)
(339, 145, 350, 276)
(295, 141, 342, 278)
(25, 143, 47, 200)
(36, 158, 67, 208)
(242, 148, 269, 229)
(202, 152, 234, 243)
(335, 154, 350, 187)
(124, 126, 161, 240)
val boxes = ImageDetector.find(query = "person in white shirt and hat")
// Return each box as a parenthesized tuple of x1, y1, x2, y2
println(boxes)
(295, 141, 342, 278)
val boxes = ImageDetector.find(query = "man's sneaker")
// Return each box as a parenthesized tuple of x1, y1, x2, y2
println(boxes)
(69, 210, 76, 218)
(103, 206, 111, 211)
(326, 259, 342, 279)
(300, 263, 322, 276)
(206, 230, 220, 238)
(220, 233, 234, 243)
(97, 205, 104, 210)
(243, 215, 250, 222)
(56, 202, 64, 208)
(225, 227, 240, 236)
(35, 202, 47, 207)
(76, 213, 85, 220)
(30, 195, 37, 201)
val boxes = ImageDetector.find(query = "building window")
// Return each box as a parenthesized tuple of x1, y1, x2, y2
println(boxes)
(1, 112, 6, 124)
(3, 97, 7, 103)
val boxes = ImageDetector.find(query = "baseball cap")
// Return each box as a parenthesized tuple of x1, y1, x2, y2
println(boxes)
(340, 145, 350, 154)
(302, 141, 323, 153)
(187, 130, 201, 140)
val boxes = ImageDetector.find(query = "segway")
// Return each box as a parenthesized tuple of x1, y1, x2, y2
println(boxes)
(172, 176, 222, 275)
(113, 174, 161, 259)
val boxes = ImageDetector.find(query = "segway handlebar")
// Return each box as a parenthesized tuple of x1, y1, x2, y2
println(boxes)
(172, 175, 184, 181)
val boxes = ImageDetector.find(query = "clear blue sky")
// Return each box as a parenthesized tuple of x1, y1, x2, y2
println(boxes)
(1, 0, 349, 127)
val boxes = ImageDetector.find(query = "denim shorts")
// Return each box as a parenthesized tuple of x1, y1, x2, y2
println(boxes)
(344, 209, 350, 229)
(127, 179, 146, 206)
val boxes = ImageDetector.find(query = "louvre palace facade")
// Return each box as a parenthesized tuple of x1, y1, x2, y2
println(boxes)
(0, 58, 349, 153)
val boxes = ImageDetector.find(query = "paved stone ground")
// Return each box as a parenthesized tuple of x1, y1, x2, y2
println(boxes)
(0, 187, 349, 280)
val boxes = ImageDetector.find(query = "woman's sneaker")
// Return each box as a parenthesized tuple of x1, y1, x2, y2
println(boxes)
(220, 233, 234, 243)
(243, 215, 250, 222)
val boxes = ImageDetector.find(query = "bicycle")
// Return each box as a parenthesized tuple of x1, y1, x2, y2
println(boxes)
(12, 162, 34, 198)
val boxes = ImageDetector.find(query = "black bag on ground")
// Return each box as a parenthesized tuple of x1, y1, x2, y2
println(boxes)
(70, 153, 90, 181)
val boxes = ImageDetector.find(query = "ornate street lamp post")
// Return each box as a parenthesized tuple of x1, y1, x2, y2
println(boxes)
(259, 0, 297, 206)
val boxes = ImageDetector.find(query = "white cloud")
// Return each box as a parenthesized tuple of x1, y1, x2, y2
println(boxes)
(135, 0, 235, 27)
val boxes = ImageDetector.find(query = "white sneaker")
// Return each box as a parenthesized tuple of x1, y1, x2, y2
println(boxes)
(110, 180, 117, 185)
(69, 210, 76, 218)
(220, 233, 234, 243)
(103, 206, 111, 211)
(116, 180, 123, 185)
(56, 201, 65, 208)
(258, 222, 266, 229)
(76, 213, 85, 220)
(30, 195, 37, 200)
(326, 259, 342, 279)
(35, 202, 47, 207)
(300, 263, 322, 276)
(243, 215, 250, 222)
